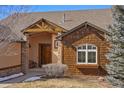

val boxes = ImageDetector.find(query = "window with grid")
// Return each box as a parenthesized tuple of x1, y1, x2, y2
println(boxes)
(77, 44, 97, 64)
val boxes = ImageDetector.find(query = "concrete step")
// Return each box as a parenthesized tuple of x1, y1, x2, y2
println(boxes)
(29, 68, 45, 72)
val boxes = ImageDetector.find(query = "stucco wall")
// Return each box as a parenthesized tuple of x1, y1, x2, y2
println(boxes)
(29, 32, 62, 65)
(0, 43, 21, 69)
(29, 32, 52, 64)
(52, 34, 62, 63)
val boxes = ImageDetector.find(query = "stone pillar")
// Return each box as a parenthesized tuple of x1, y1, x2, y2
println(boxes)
(21, 35, 29, 74)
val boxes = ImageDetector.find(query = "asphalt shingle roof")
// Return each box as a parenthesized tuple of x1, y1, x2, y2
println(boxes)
(0, 9, 112, 41)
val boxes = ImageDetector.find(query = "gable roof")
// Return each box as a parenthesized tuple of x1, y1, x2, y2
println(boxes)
(58, 21, 108, 39)
(22, 18, 66, 33)
(0, 9, 112, 41)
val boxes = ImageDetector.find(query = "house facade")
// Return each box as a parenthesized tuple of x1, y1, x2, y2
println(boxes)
(0, 9, 112, 77)
(60, 22, 110, 75)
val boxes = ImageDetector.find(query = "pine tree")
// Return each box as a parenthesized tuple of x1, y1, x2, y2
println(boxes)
(106, 6, 124, 87)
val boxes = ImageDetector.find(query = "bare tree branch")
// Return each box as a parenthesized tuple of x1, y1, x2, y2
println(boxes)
(0, 5, 32, 56)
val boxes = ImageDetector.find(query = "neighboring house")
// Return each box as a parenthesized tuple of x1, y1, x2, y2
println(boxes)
(0, 9, 112, 77)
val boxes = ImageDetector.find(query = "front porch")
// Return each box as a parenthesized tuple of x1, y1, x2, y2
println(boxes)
(21, 18, 65, 73)
(28, 32, 52, 68)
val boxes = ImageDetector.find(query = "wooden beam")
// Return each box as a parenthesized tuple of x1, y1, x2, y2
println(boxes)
(44, 21, 56, 30)
(24, 19, 64, 33)
(36, 22, 54, 30)
(24, 25, 63, 33)
(42, 21, 45, 27)
(36, 24, 42, 29)
(25, 28, 63, 33)
(25, 28, 54, 33)
(44, 25, 48, 29)
(36, 23, 49, 29)
(55, 28, 63, 32)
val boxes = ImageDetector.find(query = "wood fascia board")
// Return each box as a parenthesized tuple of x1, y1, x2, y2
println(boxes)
(25, 28, 53, 32)
(24, 29, 63, 33)
(87, 22, 107, 34)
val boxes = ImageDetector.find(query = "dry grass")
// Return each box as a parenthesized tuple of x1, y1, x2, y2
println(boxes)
(6, 75, 113, 88)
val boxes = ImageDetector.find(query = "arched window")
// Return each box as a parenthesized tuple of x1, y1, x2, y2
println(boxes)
(77, 44, 97, 64)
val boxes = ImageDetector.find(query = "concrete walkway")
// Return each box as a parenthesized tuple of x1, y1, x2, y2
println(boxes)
(0, 69, 45, 88)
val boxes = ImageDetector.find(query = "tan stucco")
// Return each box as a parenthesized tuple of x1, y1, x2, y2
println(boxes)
(29, 32, 62, 65)
(0, 43, 21, 69)
(51, 34, 62, 63)
(29, 32, 51, 64)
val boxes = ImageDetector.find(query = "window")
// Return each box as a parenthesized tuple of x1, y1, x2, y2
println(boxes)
(77, 44, 97, 64)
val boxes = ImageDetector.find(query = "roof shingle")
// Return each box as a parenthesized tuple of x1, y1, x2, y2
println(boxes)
(0, 9, 112, 40)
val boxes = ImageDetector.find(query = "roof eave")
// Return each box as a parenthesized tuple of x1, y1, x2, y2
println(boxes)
(57, 21, 108, 39)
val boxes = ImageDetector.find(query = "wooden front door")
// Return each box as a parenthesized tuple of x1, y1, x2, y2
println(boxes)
(39, 44, 51, 67)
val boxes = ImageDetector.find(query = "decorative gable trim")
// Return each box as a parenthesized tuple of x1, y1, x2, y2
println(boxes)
(57, 21, 107, 39)
(60, 22, 106, 46)
(22, 18, 66, 33)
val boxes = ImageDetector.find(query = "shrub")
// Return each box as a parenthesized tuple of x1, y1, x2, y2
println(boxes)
(42, 63, 68, 78)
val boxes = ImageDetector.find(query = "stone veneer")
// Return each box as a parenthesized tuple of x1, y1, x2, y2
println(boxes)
(21, 42, 29, 74)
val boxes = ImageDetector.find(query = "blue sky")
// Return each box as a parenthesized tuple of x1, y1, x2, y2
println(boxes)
(0, 5, 111, 19)
(30, 5, 111, 12)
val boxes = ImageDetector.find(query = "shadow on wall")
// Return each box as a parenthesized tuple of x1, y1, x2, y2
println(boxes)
(52, 51, 59, 63)
(78, 67, 107, 76)
(29, 60, 37, 68)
